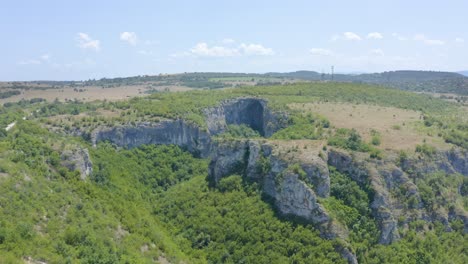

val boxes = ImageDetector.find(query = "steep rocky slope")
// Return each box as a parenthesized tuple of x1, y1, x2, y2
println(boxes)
(89, 96, 467, 264)
(92, 97, 287, 157)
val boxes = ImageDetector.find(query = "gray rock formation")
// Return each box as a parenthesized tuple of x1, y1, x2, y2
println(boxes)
(401, 148, 468, 176)
(204, 97, 288, 137)
(92, 120, 212, 157)
(328, 149, 400, 244)
(209, 139, 357, 263)
(210, 140, 334, 230)
(61, 147, 93, 180)
(92, 97, 287, 157)
(88, 95, 468, 263)
(328, 148, 468, 244)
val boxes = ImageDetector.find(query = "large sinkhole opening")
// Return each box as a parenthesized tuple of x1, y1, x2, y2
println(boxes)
(225, 99, 265, 136)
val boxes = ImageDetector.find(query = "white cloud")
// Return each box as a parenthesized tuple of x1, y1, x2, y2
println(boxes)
(144, 40, 159, 46)
(455, 37, 465, 43)
(18, 53, 52, 65)
(76, 33, 100, 51)
(332, 32, 362, 41)
(138, 50, 155, 56)
(367, 32, 383, 39)
(310, 48, 334, 56)
(331, 34, 340, 41)
(190, 42, 239, 57)
(370, 49, 385, 56)
(239, 43, 274, 56)
(40, 54, 50, 61)
(183, 42, 274, 58)
(17, 59, 41, 65)
(222, 38, 235, 44)
(413, 34, 445, 46)
(170, 51, 192, 58)
(343, 32, 362, 41)
(392, 33, 407, 41)
(120, 32, 138, 46)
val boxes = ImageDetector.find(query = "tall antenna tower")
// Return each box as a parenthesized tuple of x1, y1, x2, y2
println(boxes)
(331, 66, 334, 81)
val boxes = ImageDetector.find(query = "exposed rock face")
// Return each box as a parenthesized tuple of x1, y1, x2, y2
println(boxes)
(401, 148, 468, 176)
(328, 148, 468, 244)
(61, 147, 93, 180)
(209, 140, 357, 263)
(210, 140, 333, 232)
(92, 120, 212, 157)
(328, 149, 400, 245)
(92, 98, 287, 157)
(204, 97, 288, 137)
(88, 95, 468, 263)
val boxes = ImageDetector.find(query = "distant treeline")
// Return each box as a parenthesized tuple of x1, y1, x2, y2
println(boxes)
(268, 70, 468, 95)
(0, 90, 20, 99)
(3, 70, 468, 95)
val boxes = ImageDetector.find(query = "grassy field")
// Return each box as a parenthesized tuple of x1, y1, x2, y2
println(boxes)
(0, 85, 193, 104)
(23, 81, 466, 152)
(289, 102, 449, 151)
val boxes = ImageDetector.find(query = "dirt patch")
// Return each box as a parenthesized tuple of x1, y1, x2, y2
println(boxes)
(157, 255, 171, 264)
(289, 102, 449, 151)
(115, 224, 129, 240)
(23, 257, 47, 264)
(0, 172, 9, 179)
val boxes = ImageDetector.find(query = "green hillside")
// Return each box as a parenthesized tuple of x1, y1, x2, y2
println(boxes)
(0, 82, 467, 263)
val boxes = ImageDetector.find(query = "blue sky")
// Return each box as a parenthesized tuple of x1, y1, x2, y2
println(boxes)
(1, 0, 467, 81)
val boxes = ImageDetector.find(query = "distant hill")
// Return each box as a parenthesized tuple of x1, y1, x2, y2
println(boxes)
(4, 70, 468, 96)
(267, 70, 468, 95)
(458, 71, 468, 77)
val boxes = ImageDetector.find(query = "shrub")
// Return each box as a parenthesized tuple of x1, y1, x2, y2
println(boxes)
(218, 175, 243, 192)
(415, 143, 436, 156)
(370, 130, 381, 146)
(370, 148, 383, 160)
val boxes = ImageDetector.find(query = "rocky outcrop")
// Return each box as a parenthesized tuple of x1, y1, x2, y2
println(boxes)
(92, 98, 287, 157)
(204, 97, 288, 137)
(401, 148, 468, 176)
(209, 139, 357, 263)
(61, 147, 93, 180)
(328, 148, 468, 244)
(92, 120, 212, 157)
(210, 140, 334, 231)
(328, 149, 400, 244)
(87, 95, 467, 263)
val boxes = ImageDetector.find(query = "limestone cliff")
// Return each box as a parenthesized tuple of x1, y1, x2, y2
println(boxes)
(401, 148, 468, 176)
(203, 97, 288, 137)
(328, 148, 468, 244)
(92, 120, 212, 157)
(209, 140, 337, 230)
(92, 97, 287, 157)
(87, 96, 468, 264)
(209, 139, 357, 263)
(61, 147, 93, 180)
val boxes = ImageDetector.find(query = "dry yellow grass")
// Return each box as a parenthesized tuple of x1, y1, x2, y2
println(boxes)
(266, 139, 327, 162)
(0, 85, 193, 104)
(289, 102, 449, 151)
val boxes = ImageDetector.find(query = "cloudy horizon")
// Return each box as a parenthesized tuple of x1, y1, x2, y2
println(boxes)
(2, 0, 467, 81)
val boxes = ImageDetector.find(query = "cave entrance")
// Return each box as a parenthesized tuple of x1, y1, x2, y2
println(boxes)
(225, 99, 265, 136)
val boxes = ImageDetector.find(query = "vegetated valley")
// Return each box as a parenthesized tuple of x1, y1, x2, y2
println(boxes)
(0, 78, 467, 263)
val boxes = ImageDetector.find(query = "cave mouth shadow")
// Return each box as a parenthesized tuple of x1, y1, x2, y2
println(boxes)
(225, 99, 265, 136)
